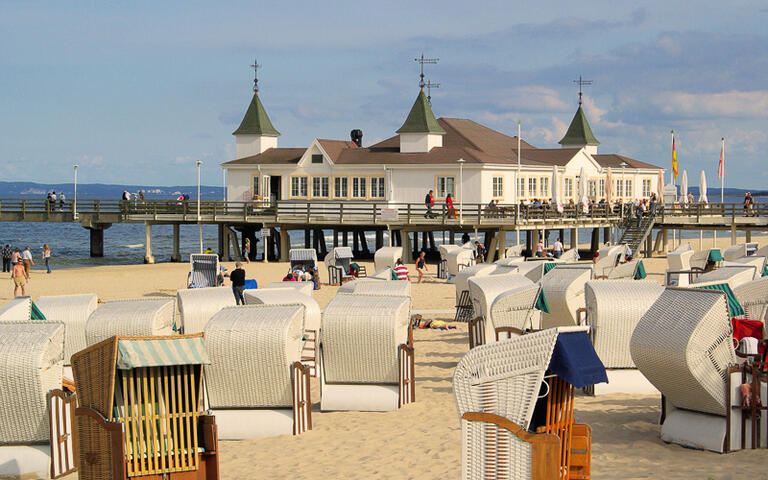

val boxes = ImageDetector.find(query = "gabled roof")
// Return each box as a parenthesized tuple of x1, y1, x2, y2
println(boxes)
(316, 139, 358, 162)
(233, 93, 280, 136)
(395, 90, 446, 135)
(592, 154, 660, 170)
(559, 106, 599, 146)
(222, 148, 304, 166)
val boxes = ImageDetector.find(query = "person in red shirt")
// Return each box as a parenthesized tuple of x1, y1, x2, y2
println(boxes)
(394, 258, 410, 281)
(424, 190, 434, 218)
(446, 193, 456, 219)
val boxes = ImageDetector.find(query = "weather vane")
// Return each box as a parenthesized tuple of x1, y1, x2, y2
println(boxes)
(573, 75, 592, 106)
(414, 53, 439, 90)
(425, 79, 440, 105)
(250, 58, 261, 93)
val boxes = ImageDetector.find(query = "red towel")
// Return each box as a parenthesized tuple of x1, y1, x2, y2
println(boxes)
(732, 318, 764, 356)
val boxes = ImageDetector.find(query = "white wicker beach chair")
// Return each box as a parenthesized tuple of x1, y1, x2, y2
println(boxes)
(756, 245, 768, 258)
(205, 304, 312, 439)
(691, 248, 722, 271)
(734, 276, 768, 323)
(504, 244, 524, 258)
(35, 293, 99, 365)
(289, 248, 318, 270)
(262, 281, 314, 296)
(454, 264, 503, 303)
(454, 327, 604, 480)
(374, 246, 403, 272)
(320, 294, 414, 411)
(324, 246, 355, 285)
(581, 280, 663, 395)
(540, 266, 592, 329)
(723, 243, 748, 261)
(692, 265, 757, 290)
(85, 298, 176, 346)
(494, 256, 524, 267)
(630, 288, 744, 452)
(558, 248, 580, 263)
(723, 256, 766, 280)
(189, 253, 220, 288)
(369, 266, 395, 279)
(606, 259, 642, 280)
(338, 278, 412, 297)
(515, 261, 550, 283)
(446, 243, 476, 278)
(0, 297, 34, 322)
(177, 287, 235, 334)
(0, 322, 77, 479)
(666, 248, 695, 286)
(593, 245, 625, 278)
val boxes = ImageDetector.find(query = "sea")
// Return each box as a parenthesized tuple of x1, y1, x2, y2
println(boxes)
(0, 193, 763, 270)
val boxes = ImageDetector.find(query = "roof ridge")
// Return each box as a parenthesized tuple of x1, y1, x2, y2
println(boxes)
(438, 118, 482, 151)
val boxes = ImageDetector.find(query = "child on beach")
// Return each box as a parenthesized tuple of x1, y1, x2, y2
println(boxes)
(11, 260, 26, 297)
(416, 251, 427, 283)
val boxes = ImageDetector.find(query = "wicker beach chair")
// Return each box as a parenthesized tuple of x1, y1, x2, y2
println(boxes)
(734, 276, 768, 323)
(558, 248, 580, 263)
(262, 281, 314, 296)
(0, 322, 77, 480)
(580, 280, 663, 395)
(691, 248, 723, 272)
(692, 265, 757, 290)
(324, 246, 355, 285)
(446, 243, 476, 279)
(0, 296, 47, 322)
(630, 288, 745, 452)
(189, 253, 220, 288)
(454, 327, 607, 480)
(666, 248, 695, 286)
(36, 293, 99, 367)
(369, 266, 395, 279)
(605, 259, 645, 280)
(723, 243, 748, 262)
(374, 246, 403, 272)
(72, 334, 219, 479)
(177, 287, 235, 334)
(338, 278, 412, 297)
(454, 265, 518, 322)
(494, 256, 525, 267)
(504, 244, 525, 258)
(540, 266, 592, 330)
(320, 294, 414, 411)
(593, 245, 625, 278)
(723, 256, 766, 280)
(204, 305, 312, 439)
(289, 248, 318, 270)
(438, 244, 461, 279)
(85, 298, 176, 346)
(244, 288, 321, 376)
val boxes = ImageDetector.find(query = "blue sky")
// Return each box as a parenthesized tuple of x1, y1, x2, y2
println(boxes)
(1, 1, 767, 189)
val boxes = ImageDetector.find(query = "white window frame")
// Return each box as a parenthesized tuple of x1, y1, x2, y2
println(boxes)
(333, 176, 348, 199)
(492, 176, 504, 199)
(370, 176, 385, 199)
(540, 177, 549, 198)
(351, 176, 367, 199)
(517, 177, 525, 199)
(436, 176, 455, 199)
(311, 176, 329, 199)
(642, 179, 651, 198)
(528, 177, 537, 198)
(251, 175, 260, 198)
(598, 179, 605, 198)
(616, 179, 624, 198)
(564, 178, 573, 198)
(588, 179, 596, 199)
(625, 179, 633, 198)
(290, 176, 308, 199)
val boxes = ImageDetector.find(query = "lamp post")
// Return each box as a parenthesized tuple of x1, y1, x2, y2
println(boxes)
(73, 164, 79, 219)
(457, 158, 466, 225)
(197, 160, 203, 253)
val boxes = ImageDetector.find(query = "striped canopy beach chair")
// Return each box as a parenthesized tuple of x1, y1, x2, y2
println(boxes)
(0, 296, 47, 322)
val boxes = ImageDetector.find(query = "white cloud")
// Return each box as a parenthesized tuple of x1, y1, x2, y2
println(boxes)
(501, 86, 570, 113)
(78, 155, 104, 167)
(652, 90, 768, 118)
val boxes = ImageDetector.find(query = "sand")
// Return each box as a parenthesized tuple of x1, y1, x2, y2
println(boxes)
(4, 236, 768, 479)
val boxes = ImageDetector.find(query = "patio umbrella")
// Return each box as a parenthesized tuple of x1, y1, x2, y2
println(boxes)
(680, 170, 688, 204)
(578, 166, 589, 212)
(699, 170, 708, 203)
(551, 165, 563, 213)
(657, 169, 664, 202)
(605, 168, 613, 205)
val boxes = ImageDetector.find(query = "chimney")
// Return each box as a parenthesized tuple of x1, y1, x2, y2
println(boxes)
(350, 129, 363, 147)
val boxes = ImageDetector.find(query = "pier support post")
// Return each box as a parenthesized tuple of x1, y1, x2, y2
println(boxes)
(89, 228, 105, 258)
(402, 230, 412, 261)
(171, 224, 181, 262)
(731, 223, 737, 245)
(603, 227, 610, 244)
(144, 223, 155, 264)
(532, 230, 539, 254)
(590, 228, 599, 255)
(570, 228, 578, 250)
(375, 230, 384, 251)
(280, 227, 290, 262)
(746, 230, 752, 242)
(661, 229, 668, 253)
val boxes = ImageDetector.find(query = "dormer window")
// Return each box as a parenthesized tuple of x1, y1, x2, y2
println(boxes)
(311, 154, 323, 164)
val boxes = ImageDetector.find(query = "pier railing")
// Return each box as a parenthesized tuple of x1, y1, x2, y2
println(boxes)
(0, 198, 761, 227)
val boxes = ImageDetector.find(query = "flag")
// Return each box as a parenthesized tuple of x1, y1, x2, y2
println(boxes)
(718, 140, 724, 178)
(671, 132, 678, 179)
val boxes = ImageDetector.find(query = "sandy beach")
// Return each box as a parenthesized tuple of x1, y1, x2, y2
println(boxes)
(4, 236, 768, 479)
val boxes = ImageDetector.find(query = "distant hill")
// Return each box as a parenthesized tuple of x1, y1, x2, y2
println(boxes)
(0, 181, 224, 200)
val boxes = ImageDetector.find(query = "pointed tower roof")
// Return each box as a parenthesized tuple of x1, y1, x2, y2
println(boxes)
(558, 106, 599, 146)
(396, 90, 446, 135)
(233, 93, 280, 136)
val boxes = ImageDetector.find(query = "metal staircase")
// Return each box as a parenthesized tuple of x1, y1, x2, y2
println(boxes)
(618, 209, 656, 256)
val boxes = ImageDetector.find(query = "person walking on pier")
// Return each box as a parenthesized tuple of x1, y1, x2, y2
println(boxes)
(2, 245, 11, 273)
(11, 259, 27, 297)
(21, 246, 33, 279)
(425, 190, 435, 218)
(42, 244, 51, 274)
(230, 262, 246, 305)
(58, 193, 65, 212)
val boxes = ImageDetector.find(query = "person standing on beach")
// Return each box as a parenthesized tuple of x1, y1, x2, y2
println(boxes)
(42, 244, 51, 274)
(1, 245, 11, 273)
(416, 251, 427, 283)
(10, 248, 21, 268)
(244, 238, 251, 264)
(11, 260, 26, 297)
(553, 237, 564, 259)
(230, 262, 246, 305)
(21, 246, 33, 279)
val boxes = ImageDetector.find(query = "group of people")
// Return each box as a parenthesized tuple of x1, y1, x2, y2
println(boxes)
(121, 190, 147, 201)
(633, 194, 659, 227)
(46, 191, 66, 211)
(283, 263, 320, 289)
(3, 244, 51, 297)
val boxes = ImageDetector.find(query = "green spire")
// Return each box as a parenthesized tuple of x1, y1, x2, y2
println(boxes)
(396, 90, 446, 135)
(558, 106, 599, 146)
(233, 93, 280, 136)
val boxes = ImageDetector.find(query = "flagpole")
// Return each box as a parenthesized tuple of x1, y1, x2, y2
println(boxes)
(720, 137, 725, 204)
(516, 120, 521, 245)
(670, 130, 675, 188)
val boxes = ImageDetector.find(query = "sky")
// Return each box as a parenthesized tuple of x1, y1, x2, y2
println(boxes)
(1, 1, 767, 189)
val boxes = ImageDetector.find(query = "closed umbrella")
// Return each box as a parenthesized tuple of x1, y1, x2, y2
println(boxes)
(551, 165, 563, 213)
(605, 168, 613, 206)
(680, 170, 688, 204)
(578, 166, 589, 212)
(657, 169, 665, 202)
(699, 170, 708, 204)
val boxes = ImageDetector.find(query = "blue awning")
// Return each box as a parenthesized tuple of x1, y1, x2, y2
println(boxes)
(548, 331, 608, 388)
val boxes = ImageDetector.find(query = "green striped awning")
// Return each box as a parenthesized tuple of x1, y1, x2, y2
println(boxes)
(116, 337, 211, 370)
(30, 301, 46, 320)
(535, 289, 550, 314)
(695, 283, 744, 318)
(708, 249, 723, 262)
(634, 260, 647, 280)
(543, 262, 558, 275)
(762, 264, 768, 277)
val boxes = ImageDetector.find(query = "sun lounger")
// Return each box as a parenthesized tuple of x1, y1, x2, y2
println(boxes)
(540, 266, 592, 329)
(630, 288, 746, 452)
(85, 298, 176, 346)
(262, 281, 314, 296)
(0, 322, 77, 480)
(320, 294, 413, 411)
(177, 287, 236, 334)
(374, 246, 403, 272)
(72, 334, 219, 478)
(205, 305, 311, 439)
(454, 327, 606, 480)
(35, 293, 99, 366)
(189, 253, 220, 288)
(581, 280, 663, 395)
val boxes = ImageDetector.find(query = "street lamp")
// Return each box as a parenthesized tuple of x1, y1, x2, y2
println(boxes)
(197, 160, 203, 253)
(457, 158, 466, 225)
(73, 164, 79, 219)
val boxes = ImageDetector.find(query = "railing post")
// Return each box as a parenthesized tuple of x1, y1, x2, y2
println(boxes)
(476, 204, 481, 224)
(306, 202, 311, 223)
(21, 200, 26, 217)
(441, 204, 445, 225)
(407, 204, 411, 224)
(340, 203, 344, 223)
(373, 203, 377, 223)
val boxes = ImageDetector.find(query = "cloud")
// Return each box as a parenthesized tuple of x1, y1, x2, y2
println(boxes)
(651, 90, 768, 118)
(76, 155, 104, 168)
